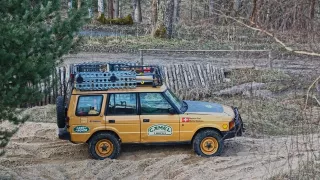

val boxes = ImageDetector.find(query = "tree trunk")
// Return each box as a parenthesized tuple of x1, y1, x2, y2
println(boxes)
(173, 0, 181, 23)
(77, 0, 81, 9)
(250, 0, 257, 23)
(134, 0, 142, 22)
(310, 0, 315, 19)
(165, 0, 174, 38)
(108, 0, 114, 19)
(209, 0, 215, 16)
(190, 0, 193, 20)
(233, 0, 241, 11)
(151, 0, 158, 36)
(113, 0, 119, 18)
(119, 0, 122, 17)
(132, 0, 136, 19)
(88, 7, 93, 18)
(68, 0, 73, 9)
(98, 0, 104, 18)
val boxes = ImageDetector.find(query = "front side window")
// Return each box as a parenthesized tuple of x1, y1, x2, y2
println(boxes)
(107, 93, 137, 115)
(76, 95, 103, 116)
(140, 93, 173, 114)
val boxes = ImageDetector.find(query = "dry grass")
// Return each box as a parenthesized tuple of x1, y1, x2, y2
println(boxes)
(178, 68, 319, 137)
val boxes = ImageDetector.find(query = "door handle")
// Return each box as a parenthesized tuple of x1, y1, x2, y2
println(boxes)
(108, 120, 115, 123)
(143, 119, 150, 122)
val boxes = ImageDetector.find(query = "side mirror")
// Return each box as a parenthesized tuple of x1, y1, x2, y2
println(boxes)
(168, 108, 176, 114)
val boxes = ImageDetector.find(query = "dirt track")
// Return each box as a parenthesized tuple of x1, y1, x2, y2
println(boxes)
(63, 52, 320, 73)
(1, 121, 319, 180)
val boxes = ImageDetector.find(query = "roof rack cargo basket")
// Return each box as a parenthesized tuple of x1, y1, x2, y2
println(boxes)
(69, 62, 164, 91)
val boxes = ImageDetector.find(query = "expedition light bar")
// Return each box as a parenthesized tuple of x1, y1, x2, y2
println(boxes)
(69, 62, 163, 91)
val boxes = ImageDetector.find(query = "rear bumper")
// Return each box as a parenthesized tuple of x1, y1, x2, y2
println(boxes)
(222, 107, 244, 140)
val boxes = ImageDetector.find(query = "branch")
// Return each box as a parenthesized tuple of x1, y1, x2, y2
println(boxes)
(212, 10, 320, 109)
(312, 95, 320, 106)
(213, 11, 320, 57)
(305, 76, 320, 110)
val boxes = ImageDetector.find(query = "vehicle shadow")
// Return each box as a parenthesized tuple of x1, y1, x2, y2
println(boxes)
(119, 139, 247, 160)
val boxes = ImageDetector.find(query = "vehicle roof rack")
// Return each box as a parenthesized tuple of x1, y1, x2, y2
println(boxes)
(69, 62, 163, 91)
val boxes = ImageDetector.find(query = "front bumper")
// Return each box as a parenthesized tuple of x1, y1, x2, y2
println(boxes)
(222, 107, 244, 140)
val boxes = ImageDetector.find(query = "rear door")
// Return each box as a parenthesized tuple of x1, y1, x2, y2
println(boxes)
(105, 93, 140, 143)
(139, 92, 180, 143)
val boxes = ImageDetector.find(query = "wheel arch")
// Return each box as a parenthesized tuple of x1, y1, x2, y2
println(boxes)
(191, 127, 222, 144)
(86, 130, 121, 143)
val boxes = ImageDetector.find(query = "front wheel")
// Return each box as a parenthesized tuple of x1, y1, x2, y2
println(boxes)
(88, 132, 121, 160)
(193, 130, 224, 157)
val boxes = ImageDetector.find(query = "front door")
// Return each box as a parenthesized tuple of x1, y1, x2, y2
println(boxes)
(139, 92, 180, 143)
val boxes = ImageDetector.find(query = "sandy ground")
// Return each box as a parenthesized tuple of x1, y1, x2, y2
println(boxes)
(1, 53, 319, 179)
(1, 121, 319, 180)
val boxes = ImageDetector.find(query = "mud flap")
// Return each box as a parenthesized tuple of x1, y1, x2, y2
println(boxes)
(57, 127, 70, 140)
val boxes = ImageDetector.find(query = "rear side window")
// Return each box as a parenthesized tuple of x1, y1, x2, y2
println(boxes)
(76, 95, 103, 116)
(107, 93, 137, 115)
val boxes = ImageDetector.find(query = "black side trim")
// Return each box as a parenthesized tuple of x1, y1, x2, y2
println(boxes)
(122, 141, 191, 145)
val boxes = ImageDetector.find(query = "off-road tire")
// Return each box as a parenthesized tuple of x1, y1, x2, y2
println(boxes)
(193, 130, 224, 157)
(88, 132, 121, 160)
(56, 96, 66, 128)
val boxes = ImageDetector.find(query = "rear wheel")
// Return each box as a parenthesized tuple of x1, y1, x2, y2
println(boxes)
(56, 96, 66, 128)
(88, 132, 121, 160)
(193, 130, 224, 157)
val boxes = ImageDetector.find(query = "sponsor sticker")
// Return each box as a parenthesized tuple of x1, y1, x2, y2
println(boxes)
(182, 117, 203, 122)
(182, 117, 190, 122)
(148, 124, 172, 136)
(74, 126, 89, 133)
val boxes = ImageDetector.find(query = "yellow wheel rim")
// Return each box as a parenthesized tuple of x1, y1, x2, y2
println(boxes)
(95, 139, 114, 157)
(200, 137, 219, 155)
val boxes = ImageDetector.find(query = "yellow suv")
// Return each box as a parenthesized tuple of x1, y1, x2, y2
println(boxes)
(57, 62, 244, 159)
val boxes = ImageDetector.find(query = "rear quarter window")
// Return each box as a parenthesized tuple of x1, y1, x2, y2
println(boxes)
(76, 95, 103, 116)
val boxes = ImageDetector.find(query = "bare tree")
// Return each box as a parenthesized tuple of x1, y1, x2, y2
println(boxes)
(77, 0, 81, 9)
(151, 0, 158, 36)
(134, 0, 142, 22)
(132, 0, 136, 18)
(309, 0, 315, 19)
(250, 0, 257, 22)
(173, 0, 181, 23)
(165, 0, 174, 38)
(119, 0, 122, 17)
(190, 0, 193, 20)
(108, 0, 114, 19)
(209, 0, 214, 17)
(113, 0, 119, 18)
(98, 0, 104, 18)
(68, 0, 73, 9)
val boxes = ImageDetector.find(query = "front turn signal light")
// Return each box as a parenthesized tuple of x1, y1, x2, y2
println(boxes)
(229, 121, 235, 129)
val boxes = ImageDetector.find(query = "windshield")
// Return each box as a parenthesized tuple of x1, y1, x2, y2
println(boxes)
(164, 89, 186, 112)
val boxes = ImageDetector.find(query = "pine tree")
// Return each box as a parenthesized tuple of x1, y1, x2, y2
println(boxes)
(0, 0, 87, 123)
